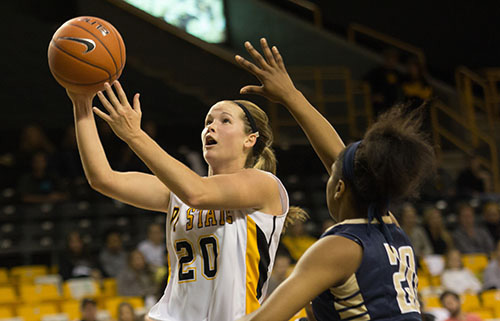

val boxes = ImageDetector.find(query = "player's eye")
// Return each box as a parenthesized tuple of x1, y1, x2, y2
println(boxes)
(205, 119, 213, 126)
(223, 118, 231, 123)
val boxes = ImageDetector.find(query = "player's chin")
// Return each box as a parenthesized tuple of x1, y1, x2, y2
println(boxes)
(203, 149, 217, 163)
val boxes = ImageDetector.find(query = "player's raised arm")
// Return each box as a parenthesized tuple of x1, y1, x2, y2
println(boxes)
(68, 90, 170, 213)
(93, 82, 282, 213)
(235, 38, 345, 175)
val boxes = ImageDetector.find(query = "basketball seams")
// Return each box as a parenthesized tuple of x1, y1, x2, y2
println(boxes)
(108, 24, 124, 69)
(50, 40, 111, 85)
(67, 22, 119, 78)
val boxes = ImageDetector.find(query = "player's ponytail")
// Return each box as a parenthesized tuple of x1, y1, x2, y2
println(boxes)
(338, 104, 436, 209)
(254, 146, 276, 174)
(236, 100, 309, 229)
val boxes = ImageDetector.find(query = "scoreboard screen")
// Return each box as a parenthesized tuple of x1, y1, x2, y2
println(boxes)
(124, 0, 227, 43)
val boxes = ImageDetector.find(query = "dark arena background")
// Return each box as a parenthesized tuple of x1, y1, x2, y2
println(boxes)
(1, 0, 500, 320)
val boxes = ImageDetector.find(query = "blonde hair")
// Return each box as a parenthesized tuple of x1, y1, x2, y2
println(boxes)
(235, 100, 309, 229)
(234, 100, 276, 174)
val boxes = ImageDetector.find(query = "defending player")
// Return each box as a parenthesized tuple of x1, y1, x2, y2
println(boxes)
(235, 38, 435, 321)
(66, 82, 305, 320)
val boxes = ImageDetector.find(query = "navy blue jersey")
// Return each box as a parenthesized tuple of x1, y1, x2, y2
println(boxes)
(311, 216, 421, 321)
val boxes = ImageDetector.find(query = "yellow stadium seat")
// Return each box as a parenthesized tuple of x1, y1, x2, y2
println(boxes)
(417, 275, 431, 291)
(20, 284, 61, 303)
(430, 275, 441, 287)
(480, 289, 500, 309)
(11, 266, 48, 284)
(0, 306, 14, 318)
(105, 297, 144, 320)
(470, 309, 493, 320)
(61, 301, 80, 321)
(62, 279, 101, 300)
(494, 305, 500, 318)
(0, 286, 18, 305)
(461, 293, 481, 312)
(102, 278, 117, 297)
(0, 268, 9, 285)
(462, 254, 488, 275)
(418, 259, 430, 276)
(16, 303, 58, 321)
(423, 295, 441, 308)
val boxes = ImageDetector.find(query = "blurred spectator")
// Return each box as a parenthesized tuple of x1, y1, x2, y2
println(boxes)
(99, 229, 128, 278)
(483, 240, 500, 290)
(456, 154, 492, 197)
(117, 301, 137, 321)
(117, 249, 156, 300)
(267, 249, 292, 295)
(423, 207, 454, 255)
(401, 58, 433, 104)
(364, 48, 404, 116)
(482, 202, 500, 242)
(17, 151, 68, 203)
(80, 298, 98, 321)
(441, 249, 481, 295)
(18, 124, 55, 161)
(58, 231, 103, 280)
(440, 290, 482, 321)
(56, 125, 86, 190)
(155, 251, 170, 301)
(452, 204, 494, 254)
(138, 223, 166, 270)
(399, 203, 432, 257)
(281, 221, 316, 261)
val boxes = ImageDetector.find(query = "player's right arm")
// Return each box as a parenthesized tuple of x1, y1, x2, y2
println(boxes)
(69, 91, 170, 212)
(235, 38, 345, 175)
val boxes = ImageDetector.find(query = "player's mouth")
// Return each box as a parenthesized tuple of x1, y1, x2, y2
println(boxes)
(205, 136, 218, 148)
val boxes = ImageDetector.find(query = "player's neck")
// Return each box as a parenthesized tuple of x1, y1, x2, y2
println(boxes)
(208, 159, 246, 176)
(338, 190, 367, 222)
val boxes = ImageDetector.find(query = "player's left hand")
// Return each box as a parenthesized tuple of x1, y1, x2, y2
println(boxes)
(94, 81, 143, 142)
(235, 38, 299, 104)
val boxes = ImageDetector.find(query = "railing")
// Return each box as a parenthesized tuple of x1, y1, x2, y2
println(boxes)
(430, 100, 499, 192)
(268, 66, 373, 143)
(483, 68, 500, 119)
(347, 23, 426, 67)
(287, 0, 323, 27)
(455, 66, 496, 139)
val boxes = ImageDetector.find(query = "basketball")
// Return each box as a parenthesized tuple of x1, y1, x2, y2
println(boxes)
(47, 16, 126, 94)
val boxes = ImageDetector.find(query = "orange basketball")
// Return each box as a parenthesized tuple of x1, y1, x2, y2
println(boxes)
(48, 16, 126, 94)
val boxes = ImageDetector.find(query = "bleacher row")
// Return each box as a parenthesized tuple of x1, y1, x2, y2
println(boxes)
(0, 265, 144, 321)
(0, 200, 165, 266)
(418, 253, 500, 319)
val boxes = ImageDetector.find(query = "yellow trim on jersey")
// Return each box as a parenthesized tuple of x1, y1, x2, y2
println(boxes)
(167, 254, 171, 284)
(245, 216, 261, 314)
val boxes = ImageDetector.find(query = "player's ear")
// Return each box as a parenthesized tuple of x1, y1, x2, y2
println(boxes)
(244, 132, 259, 149)
(334, 179, 345, 200)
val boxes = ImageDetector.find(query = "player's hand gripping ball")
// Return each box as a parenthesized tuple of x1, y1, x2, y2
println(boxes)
(48, 16, 126, 94)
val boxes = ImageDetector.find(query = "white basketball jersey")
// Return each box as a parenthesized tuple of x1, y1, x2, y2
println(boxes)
(148, 172, 289, 321)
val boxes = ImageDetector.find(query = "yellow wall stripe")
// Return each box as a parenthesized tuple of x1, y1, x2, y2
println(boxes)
(245, 216, 261, 314)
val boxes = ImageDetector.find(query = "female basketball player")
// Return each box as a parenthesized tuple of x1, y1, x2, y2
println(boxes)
(235, 38, 435, 321)
(66, 79, 305, 320)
